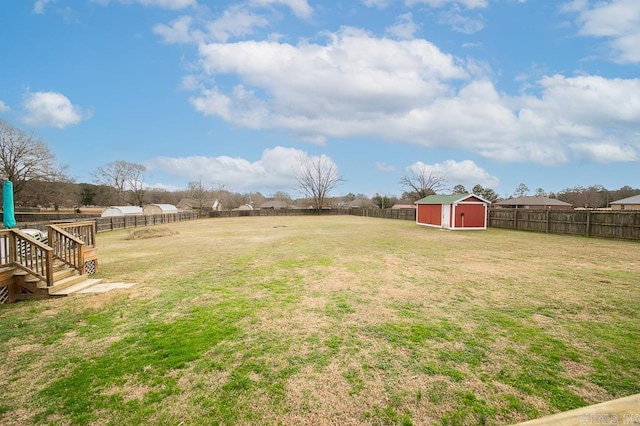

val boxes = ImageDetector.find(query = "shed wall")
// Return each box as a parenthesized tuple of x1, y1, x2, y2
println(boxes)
(454, 204, 486, 228)
(417, 204, 442, 226)
(143, 206, 162, 215)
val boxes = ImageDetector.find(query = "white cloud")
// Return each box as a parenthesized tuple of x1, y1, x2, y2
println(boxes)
(206, 5, 270, 42)
(570, 142, 637, 162)
(183, 27, 640, 166)
(0, 100, 9, 113)
(406, 0, 488, 9)
(91, 0, 196, 9)
(249, 0, 313, 19)
(437, 7, 484, 34)
(22, 91, 90, 128)
(33, 0, 55, 14)
(385, 13, 420, 40)
(406, 160, 499, 189)
(375, 162, 396, 172)
(153, 16, 196, 44)
(362, 0, 392, 8)
(560, 0, 588, 13)
(567, 0, 640, 63)
(192, 27, 468, 124)
(146, 146, 337, 191)
(137, 0, 196, 8)
(155, 6, 271, 44)
(535, 74, 640, 124)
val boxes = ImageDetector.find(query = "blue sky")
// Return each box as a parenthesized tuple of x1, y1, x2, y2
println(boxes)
(1, 0, 638, 199)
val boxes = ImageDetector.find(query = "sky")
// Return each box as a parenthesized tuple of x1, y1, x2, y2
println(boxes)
(0, 0, 639, 199)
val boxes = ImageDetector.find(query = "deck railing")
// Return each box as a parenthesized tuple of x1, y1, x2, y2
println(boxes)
(48, 222, 96, 275)
(0, 221, 96, 291)
(0, 230, 54, 285)
(50, 221, 96, 248)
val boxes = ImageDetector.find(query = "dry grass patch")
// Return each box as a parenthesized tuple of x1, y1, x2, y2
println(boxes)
(125, 226, 178, 240)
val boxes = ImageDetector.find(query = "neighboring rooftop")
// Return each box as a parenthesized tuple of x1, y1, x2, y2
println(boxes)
(494, 196, 572, 207)
(610, 195, 640, 205)
(415, 194, 490, 204)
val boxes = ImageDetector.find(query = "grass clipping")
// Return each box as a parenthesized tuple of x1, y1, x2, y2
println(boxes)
(125, 227, 179, 240)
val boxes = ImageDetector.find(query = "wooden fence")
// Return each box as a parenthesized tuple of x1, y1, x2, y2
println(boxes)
(349, 208, 417, 221)
(210, 209, 352, 218)
(489, 209, 640, 240)
(10, 212, 199, 234)
(94, 212, 199, 232)
(209, 208, 640, 240)
(209, 208, 416, 219)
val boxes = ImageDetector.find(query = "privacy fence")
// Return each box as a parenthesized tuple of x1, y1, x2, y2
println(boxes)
(210, 209, 352, 217)
(209, 208, 414, 220)
(12, 212, 199, 234)
(488, 209, 640, 240)
(94, 212, 199, 233)
(211, 208, 640, 240)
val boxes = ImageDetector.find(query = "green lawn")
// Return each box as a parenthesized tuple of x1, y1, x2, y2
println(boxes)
(0, 216, 638, 425)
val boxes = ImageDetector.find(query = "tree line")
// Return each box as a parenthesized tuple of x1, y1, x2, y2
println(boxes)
(1, 119, 638, 211)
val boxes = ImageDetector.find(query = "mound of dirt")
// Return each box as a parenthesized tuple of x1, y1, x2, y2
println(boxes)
(125, 227, 179, 240)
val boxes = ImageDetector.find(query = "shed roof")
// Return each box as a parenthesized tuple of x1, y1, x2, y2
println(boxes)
(144, 203, 178, 212)
(494, 196, 571, 206)
(101, 206, 143, 217)
(260, 200, 289, 209)
(415, 194, 490, 205)
(176, 198, 216, 208)
(610, 194, 640, 205)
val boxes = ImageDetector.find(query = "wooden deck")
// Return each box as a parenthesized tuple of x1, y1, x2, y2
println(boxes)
(517, 393, 640, 425)
(0, 221, 98, 302)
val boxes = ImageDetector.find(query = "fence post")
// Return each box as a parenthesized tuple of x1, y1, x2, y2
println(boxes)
(513, 209, 518, 230)
(586, 210, 591, 238)
(546, 209, 549, 234)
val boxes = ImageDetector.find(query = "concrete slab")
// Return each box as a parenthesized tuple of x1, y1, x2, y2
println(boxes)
(77, 282, 135, 293)
(517, 393, 640, 425)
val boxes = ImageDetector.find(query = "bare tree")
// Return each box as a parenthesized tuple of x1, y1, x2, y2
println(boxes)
(127, 163, 146, 206)
(0, 120, 61, 196)
(295, 155, 344, 211)
(399, 165, 446, 202)
(556, 185, 607, 208)
(187, 179, 210, 212)
(93, 160, 146, 205)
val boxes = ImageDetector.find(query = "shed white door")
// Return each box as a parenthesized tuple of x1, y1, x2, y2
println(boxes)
(442, 204, 450, 228)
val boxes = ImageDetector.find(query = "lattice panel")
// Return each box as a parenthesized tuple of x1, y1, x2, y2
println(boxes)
(0, 286, 8, 304)
(84, 260, 96, 275)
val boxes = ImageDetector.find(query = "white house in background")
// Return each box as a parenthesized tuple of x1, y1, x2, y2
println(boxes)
(100, 206, 143, 217)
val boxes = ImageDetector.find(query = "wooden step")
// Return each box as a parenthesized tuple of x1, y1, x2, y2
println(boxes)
(53, 266, 78, 281)
(49, 278, 103, 296)
(47, 273, 92, 295)
(12, 271, 50, 300)
(21, 266, 79, 289)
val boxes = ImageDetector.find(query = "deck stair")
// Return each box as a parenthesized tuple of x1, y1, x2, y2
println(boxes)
(0, 221, 99, 303)
(13, 260, 101, 300)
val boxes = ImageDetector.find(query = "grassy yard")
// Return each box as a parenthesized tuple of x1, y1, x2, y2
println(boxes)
(0, 216, 638, 425)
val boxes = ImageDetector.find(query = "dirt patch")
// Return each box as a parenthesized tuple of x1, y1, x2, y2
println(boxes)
(125, 227, 178, 240)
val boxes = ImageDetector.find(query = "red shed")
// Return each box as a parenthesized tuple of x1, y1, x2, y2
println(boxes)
(415, 194, 490, 230)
